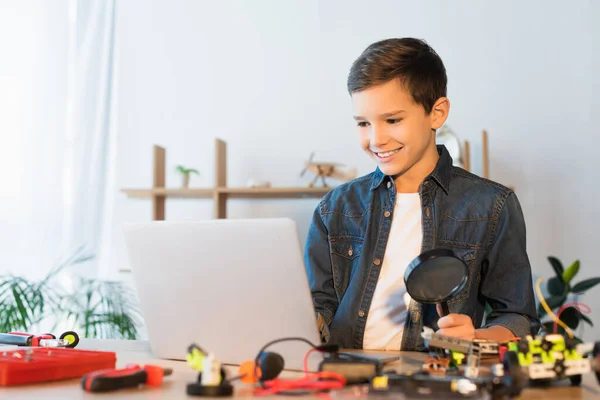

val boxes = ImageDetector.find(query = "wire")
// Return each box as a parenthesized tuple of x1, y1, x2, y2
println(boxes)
(252, 337, 322, 389)
(554, 302, 591, 335)
(534, 277, 574, 338)
(252, 347, 346, 397)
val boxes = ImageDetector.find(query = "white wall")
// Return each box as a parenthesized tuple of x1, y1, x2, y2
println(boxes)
(108, 0, 600, 340)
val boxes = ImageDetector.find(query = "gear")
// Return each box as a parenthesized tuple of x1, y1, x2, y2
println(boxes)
(564, 336, 578, 351)
(541, 339, 553, 352)
(517, 340, 530, 354)
(553, 359, 566, 378)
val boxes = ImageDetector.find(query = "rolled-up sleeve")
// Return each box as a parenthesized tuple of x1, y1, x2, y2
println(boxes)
(480, 191, 540, 338)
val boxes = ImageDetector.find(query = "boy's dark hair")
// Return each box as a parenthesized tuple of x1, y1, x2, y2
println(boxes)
(347, 38, 447, 114)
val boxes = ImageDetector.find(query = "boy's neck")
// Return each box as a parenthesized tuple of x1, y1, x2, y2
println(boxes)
(393, 144, 440, 193)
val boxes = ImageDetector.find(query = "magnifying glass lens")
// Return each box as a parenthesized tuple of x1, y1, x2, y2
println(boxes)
(404, 250, 469, 309)
(406, 260, 466, 302)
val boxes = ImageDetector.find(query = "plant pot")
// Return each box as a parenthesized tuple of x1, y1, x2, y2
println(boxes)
(182, 174, 190, 188)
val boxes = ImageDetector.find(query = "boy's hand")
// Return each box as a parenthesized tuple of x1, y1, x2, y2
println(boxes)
(434, 304, 518, 342)
(436, 304, 475, 340)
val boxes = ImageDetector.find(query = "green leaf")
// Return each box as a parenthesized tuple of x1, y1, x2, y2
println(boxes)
(548, 256, 564, 277)
(562, 260, 580, 283)
(558, 306, 581, 330)
(571, 277, 600, 294)
(581, 313, 594, 327)
(0, 247, 142, 340)
(548, 276, 566, 296)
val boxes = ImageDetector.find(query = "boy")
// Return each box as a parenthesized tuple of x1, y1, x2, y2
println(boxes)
(304, 38, 539, 351)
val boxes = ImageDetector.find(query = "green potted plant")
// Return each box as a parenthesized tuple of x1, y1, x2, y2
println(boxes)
(176, 165, 200, 188)
(537, 256, 600, 341)
(0, 246, 142, 339)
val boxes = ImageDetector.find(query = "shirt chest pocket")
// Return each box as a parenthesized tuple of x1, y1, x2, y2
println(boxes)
(329, 237, 364, 301)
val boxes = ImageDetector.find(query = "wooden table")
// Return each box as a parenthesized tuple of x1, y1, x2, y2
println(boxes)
(1, 339, 599, 399)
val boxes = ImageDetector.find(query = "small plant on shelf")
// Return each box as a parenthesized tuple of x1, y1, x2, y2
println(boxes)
(176, 165, 200, 188)
(537, 256, 600, 341)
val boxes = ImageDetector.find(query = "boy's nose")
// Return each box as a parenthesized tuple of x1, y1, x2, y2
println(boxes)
(369, 125, 389, 148)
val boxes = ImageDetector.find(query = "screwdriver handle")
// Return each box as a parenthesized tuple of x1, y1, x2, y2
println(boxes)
(82, 364, 172, 392)
(0, 333, 31, 346)
(82, 367, 148, 392)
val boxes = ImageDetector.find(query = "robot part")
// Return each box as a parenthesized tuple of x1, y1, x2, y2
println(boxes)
(185, 343, 233, 397)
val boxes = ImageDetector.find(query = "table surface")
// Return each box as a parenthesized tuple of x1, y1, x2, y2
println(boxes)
(0, 339, 599, 399)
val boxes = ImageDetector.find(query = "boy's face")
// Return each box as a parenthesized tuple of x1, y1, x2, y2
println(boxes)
(351, 79, 448, 179)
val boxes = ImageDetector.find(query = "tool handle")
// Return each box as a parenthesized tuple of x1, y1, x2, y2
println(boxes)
(82, 367, 148, 392)
(0, 333, 31, 346)
(440, 301, 450, 317)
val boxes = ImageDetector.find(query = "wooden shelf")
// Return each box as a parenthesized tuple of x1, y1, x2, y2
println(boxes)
(121, 188, 214, 199)
(121, 138, 332, 219)
(218, 187, 330, 199)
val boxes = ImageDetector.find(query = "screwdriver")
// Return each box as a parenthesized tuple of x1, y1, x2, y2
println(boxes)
(0, 333, 70, 347)
(81, 364, 173, 392)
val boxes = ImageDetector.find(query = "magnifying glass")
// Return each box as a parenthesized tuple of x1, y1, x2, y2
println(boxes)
(404, 248, 469, 316)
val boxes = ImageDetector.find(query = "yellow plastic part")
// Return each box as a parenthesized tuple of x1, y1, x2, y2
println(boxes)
(517, 352, 533, 366)
(63, 334, 76, 344)
(372, 376, 389, 389)
(452, 351, 465, 365)
(187, 347, 205, 372)
(450, 380, 458, 392)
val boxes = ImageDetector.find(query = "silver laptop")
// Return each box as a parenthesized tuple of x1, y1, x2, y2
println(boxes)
(123, 218, 324, 371)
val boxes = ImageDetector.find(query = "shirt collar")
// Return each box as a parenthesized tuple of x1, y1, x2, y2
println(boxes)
(370, 145, 452, 194)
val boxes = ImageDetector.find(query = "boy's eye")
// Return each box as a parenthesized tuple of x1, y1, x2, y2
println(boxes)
(386, 118, 402, 124)
(357, 121, 370, 127)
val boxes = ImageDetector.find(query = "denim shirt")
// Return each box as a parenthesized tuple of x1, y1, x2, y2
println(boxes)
(304, 145, 540, 351)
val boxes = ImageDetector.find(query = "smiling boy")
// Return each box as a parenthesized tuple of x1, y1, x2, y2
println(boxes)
(304, 38, 539, 351)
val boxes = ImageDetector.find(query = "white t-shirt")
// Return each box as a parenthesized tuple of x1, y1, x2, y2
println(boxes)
(362, 193, 423, 350)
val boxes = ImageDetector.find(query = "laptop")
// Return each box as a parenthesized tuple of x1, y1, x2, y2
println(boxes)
(123, 218, 324, 371)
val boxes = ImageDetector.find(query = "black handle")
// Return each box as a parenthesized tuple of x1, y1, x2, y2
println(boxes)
(83, 370, 148, 392)
(0, 333, 31, 346)
(440, 301, 450, 316)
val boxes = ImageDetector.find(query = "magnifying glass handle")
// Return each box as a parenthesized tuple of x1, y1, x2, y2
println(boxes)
(440, 301, 450, 316)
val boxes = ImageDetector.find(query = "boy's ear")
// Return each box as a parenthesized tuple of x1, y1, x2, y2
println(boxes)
(430, 97, 450, 130)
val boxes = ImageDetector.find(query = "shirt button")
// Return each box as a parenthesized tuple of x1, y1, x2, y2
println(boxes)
(384, 211, 391, 218)
(358, 310, 365, 317)
(374, 258, 381, 265)
(425, 207, 431, 217)
(386, 181, 392, 189)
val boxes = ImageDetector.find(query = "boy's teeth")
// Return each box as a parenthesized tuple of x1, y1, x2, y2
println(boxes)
(377, 149, 400, 157)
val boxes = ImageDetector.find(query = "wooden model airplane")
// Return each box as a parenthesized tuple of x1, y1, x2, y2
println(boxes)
(300, 152, 357, 187)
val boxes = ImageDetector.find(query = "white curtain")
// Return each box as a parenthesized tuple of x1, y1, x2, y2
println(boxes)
(0, 0, 116, 278)
(64, 0, 117, 277)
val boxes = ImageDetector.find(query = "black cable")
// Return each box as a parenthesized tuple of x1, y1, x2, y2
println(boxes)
(253, 337, 319, 388)
(251, 337, 340, 396)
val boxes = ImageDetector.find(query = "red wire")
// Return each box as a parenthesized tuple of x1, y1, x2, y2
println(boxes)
(554, 302, 591, 334)
(252, 348, 346, 397)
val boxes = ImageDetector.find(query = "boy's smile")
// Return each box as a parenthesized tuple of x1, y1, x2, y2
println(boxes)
(373, 147, 402, 162)
(351, 79, 449, 192)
